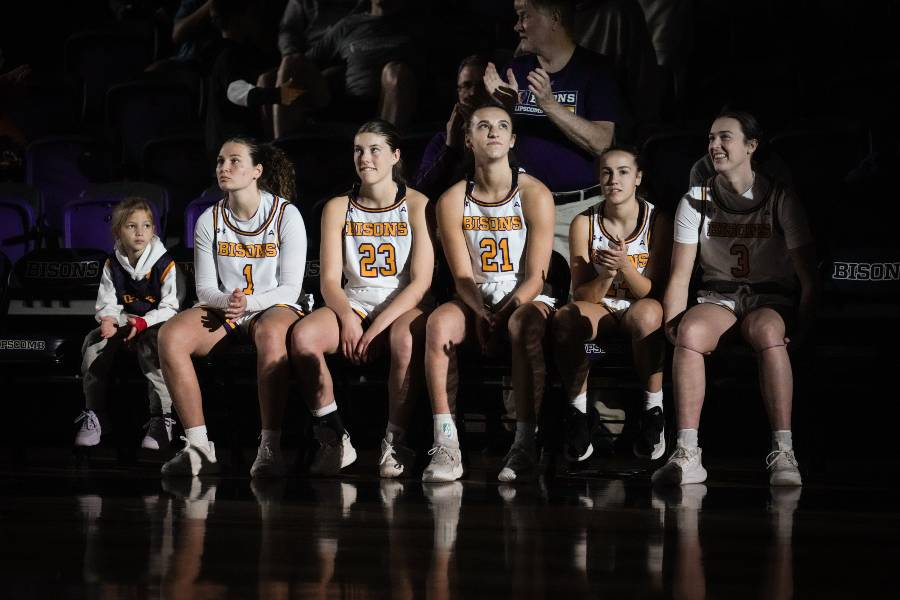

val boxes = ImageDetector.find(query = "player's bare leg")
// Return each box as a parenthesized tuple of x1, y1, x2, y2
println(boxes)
(422, 300, 470, 482)
(289, 308, 342, 411)
(741, 307, 792, 430)
(552, 301, 618, 461)
(158, 307, 230, 429)
(742, 306, 801, 485)
(253, 307, 303, 431)
(380, 307, 428, 478)
(672, 303, 737, 429)
(623, 298, 667, 459)
(653, 303, 735, 486)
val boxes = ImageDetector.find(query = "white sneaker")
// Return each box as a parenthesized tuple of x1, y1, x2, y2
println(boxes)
(651, 446, 707, 486)
(160, 437, 220, 476)
(141, 416, 175, 450)
(422, 445, 463, 482)
(766, 448, 802, 486)
(74, 410, 101, 447)
(309, 426, 357, 476)
(250, 443, 286, 478)
(379, 437, 415, 479)
(497, 443, 537, 483)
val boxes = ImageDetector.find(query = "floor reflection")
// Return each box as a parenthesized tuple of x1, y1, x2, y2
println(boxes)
(3, 469, 835, 599)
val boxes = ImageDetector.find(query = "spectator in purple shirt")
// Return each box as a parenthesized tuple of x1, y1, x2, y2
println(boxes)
(485, 0, 622, 261)
(413, 55, 490, 202)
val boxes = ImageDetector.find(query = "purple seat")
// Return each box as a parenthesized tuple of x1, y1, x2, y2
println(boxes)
(0, 184, 40, 264)
(64, 183, 168, 250)
(183, 187, 222, 249)
(25, 136, 114, 236)
(0, 250, 10, 322)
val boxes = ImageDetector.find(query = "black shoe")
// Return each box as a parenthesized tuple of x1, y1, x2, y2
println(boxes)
(633, 406, 666, 460)
(564, 406, 597, 462)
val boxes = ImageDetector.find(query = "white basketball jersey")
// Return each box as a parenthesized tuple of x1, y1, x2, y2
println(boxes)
(343, 184, 412, 292)
(589, 198, 656, 300)
(697, 181, 796, 290)
(211, 192, 292, 297)
(462, 171, 528, 285)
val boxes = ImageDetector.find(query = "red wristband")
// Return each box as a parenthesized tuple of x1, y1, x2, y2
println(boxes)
(131, 317, 148, 333)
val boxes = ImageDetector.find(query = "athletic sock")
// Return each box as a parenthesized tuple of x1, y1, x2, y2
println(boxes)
(433, 413, 459, 449)
(772, 430, 793, 451)
(570, 392, 587, 414)
(644, 389, 663, 411)
(184, 425, 209, 449)
(260, 429, 281, 448)
(311, 401, 338, 418)
(676, 428, 698, 450)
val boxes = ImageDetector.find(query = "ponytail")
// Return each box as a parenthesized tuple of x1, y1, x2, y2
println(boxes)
(222, 136, 297, 202)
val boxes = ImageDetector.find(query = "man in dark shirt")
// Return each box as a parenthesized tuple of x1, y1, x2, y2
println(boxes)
(485, 0, 621, 259)
(414, 55, 490, 201)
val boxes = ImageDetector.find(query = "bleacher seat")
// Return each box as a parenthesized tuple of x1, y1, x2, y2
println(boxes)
(183, 186, 222, 250)
(64, 29, 156, 122)
(64, 183, 169, 250)
(106, 81, 201, 172)
(0, 251, 10, 325)
(142, 133, 211, 228)
(25, 136, 115, 238)
(0, 184, 40, 264)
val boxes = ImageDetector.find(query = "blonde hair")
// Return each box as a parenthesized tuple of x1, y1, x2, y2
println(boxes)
(110, 197, 155, 239)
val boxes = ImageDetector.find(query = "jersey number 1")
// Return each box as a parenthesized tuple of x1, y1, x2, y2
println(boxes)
(242, 264, 254, 294)
(480, 238, 514, 272)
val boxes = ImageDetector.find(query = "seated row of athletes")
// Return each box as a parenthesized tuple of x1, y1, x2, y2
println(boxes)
(73, 103, 815, 487)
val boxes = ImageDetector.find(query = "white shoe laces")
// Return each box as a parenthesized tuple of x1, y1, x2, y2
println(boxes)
(74, 411, 98, 429)
(379, 442, 396, 466)
(766, 449, 798, 469)
(144, 416, 175, 432)
(427, 445, 458, 465)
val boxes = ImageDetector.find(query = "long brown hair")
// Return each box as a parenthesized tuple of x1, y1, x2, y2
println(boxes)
(223, 137, 297, 202)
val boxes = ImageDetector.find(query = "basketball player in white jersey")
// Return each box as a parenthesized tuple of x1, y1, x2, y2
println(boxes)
(422, 104, 555, 484)
(653, 110, 816, 487)
(553, 146, 672, 464)
(159, 138, 308, 477)
(290, 120, 434, 478)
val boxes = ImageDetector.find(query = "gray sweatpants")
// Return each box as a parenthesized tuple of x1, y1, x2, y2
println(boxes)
(81, 325, 172, 415)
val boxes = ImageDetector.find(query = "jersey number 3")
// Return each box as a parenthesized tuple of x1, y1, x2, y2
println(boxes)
(480, 238, 514, 272)
(359, 243, 397, 277)
(730, 244, 750, 278)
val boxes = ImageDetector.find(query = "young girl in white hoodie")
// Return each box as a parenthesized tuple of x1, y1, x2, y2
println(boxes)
(74, 197, 181, 451)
